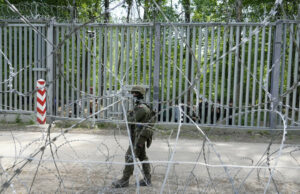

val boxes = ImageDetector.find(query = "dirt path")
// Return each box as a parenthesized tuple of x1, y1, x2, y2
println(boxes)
(0, 124, 299, 193)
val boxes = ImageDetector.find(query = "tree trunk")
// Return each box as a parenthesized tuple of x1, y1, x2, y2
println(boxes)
(104, 0, 110, 23)
(126, 0, 133, 23)
(235, 0, 242, 22)
(72, 0, 76, 21)
(182, 0, 191, 23)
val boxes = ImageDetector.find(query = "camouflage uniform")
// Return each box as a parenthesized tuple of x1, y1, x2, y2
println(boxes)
(112, 86, 153, 188)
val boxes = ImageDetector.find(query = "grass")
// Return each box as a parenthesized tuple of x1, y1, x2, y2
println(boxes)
(16, 114, 22, 124)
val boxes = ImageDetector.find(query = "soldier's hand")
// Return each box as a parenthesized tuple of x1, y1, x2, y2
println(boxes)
(137, 136, 147, 148)
(146, 137, 152, 148)
(137, 143, 144, 148)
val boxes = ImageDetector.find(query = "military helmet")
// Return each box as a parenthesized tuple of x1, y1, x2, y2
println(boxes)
(131, 85, 146, 96)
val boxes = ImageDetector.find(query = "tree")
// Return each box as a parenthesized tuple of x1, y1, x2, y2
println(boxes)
(104, 0, 109, 23)
(182, 0, 191, 22)
(235, 0, 242, 22)
(126, 0, 133, 22)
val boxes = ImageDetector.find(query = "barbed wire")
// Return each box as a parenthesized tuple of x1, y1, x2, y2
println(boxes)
(0, 0, 300, 193)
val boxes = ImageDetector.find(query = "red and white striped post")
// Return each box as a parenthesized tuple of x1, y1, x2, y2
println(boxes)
(37, 79, 46, 124)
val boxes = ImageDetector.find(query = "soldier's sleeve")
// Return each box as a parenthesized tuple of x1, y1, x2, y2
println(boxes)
(127, 106, 147, 122)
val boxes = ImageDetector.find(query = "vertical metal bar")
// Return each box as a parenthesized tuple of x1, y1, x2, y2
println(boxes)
(46, 20, 54, 117)
(251, 29, 259, 127)
(76, 29, 80, 118)
(125, 27, 130, 111)
(29, 27, 32, 111)
(178, 27, 184, 116)
(257, 26, 266, 127)
(214, 26, 221, 124)
(166, 27, 172, 121)
(291, 23, 299, 125)
(278, 24, 287, 125)
(202, 27, 209, 124)
(35, 27, 39, 82)
(184, 26, 190, 123)
(220, 26, 227, 122)
(148, 27, 153, 101)
(24, 26, 27, 111)
(190, 26, 196, 120)
(55, 27, 59, 116)
(33, 28, 42, 113)
(125, 27, 130, 85)
(238, 26, 246, 126)
(285, 24, 293, 125)
(103, 27, 108, 118)
(119, 27, 125, 118)
(14, 27, 17, 110)
(208, 26, 215, 124)
(137, 27, 142, 83)
(161, 26, 166, 122)
(33, 28, 40, 110)
(232, 26, 240, 126)
(38, 27, 42, 80)
(98, 27, 103, 119)
(9, 27, 12, 110)
(131, 28, 136, 85)
(143, 27, 147, 85)
(297, 4, 300, 124)
(4, 26, 7, 110)
(226, 26, 233, 125)
(120, 27, 124, 86)
(108, 27, 113, 115)
(92, 27, 97, 119)
(153, 23, 161, 112)
(60, 27, 65, 117)
(172, 27, 178, 122)
(114, 27, 119, 114)
(295, 26, 300, 126)
(269, 22, 283, 129)
(245, 26, 253, 126)
(197, 27, 203, 121)
(87, 27, 92, 117)
(81, 28, 86, 117)
(71, 28, 75, 118)
(108, 27, 113, 114)
(66, 27, 70, 117)
(265, 25, 273, 126)
(0, 27, 2, 110)
(19, 27, 22, 110)
(42, 27, 46, 79)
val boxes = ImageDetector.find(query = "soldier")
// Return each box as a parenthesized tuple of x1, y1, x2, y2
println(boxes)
(112, 85, 153, 188)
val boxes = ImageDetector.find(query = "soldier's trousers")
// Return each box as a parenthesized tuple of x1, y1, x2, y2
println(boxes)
(122, 144, 151, 180)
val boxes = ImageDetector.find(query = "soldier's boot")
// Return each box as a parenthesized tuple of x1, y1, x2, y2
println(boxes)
(139, 174, 151, 186)
(112, 177, 129, 188)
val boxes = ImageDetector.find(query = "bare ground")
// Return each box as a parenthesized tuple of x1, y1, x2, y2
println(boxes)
(0, 123, 299, 193)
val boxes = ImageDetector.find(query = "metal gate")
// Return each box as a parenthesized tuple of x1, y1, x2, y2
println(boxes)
(0, 22, 47, 114)
(0, 20, 300, 129)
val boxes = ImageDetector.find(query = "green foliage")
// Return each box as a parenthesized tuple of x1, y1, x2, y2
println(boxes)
(28, 119, 35, 125)
(193, 0, 300, 22)
(15, 114, 22, 124)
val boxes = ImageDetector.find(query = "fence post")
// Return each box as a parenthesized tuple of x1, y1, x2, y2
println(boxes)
(269, 21, 283, 129)
(153, 23, 161, 112)
(46, 20, 54, 120)
(37, 79, 46, 124)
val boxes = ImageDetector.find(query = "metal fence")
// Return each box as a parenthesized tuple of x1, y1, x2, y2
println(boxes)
(0, 20, 299, 129)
